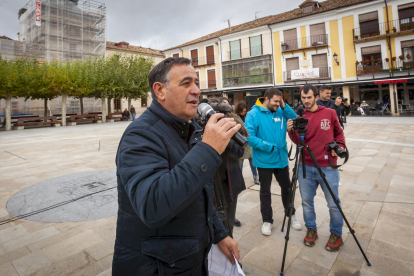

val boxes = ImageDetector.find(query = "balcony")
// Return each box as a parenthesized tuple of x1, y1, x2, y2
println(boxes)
(353, 20, 414, 42)
(190, 55, 215, 67)
(198, 80, 216, 90)
(222, 54, 273, 88)
(356, 58, 414, 78)
(283, 67, 331, 82)
(281, 34, 328, 52)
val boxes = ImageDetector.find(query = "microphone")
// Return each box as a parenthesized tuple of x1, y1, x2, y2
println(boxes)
(197, 103, 248, 148)
(297, 105, 305, 116)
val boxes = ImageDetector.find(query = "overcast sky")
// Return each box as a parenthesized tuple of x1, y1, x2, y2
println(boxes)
(0, 0, 302, 50)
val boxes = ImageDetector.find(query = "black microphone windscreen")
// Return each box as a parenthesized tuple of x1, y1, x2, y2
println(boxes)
(297, 105, 305, 116)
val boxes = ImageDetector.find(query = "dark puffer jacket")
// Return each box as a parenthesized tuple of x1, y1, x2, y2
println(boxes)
(112, 100, 228, 275)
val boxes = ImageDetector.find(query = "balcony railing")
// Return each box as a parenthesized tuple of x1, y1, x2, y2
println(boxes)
(353, 19, 414, 41)
(281, 34, 328, 52)
(198, 80, 217, 89)
(190, 55, 215, 67)
(283, 67, 331, 82)
(356, 58, 414, 76)
(223, 73, 273, 88)
(228, 45, 263, 60)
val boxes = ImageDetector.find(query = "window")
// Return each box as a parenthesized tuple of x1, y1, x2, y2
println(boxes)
(141, 97, 147, 107)
(303, 5, 314, 14)
(361, 45, 382, 65)
(207, 69, 216, 88)
(401, 40, 414, 68)
(173, 53, 179, 58)
(286, 57, 299, 80)
(250, 35, 262, 56)
(398, 4, 414, 29)
(69, 44, 76, 51)
(359, 11, 379, 36)
(311, 54, 329, 78)
(283, 29, 297, 50)
(191, 49, 198, 66)
(230, 40, 241, 60)
(122, 44, 128, 49)
(195, 71, 200, 87)
(309, 23, 327, 46)
(206, 46, 214, 64)
(114, 99, 121, 110)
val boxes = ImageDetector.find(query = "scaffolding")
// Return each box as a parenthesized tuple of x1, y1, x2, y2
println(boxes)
(15, 0, 106, 62)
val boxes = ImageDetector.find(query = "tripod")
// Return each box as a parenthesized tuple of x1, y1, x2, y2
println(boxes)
(280, 135, 371, 276)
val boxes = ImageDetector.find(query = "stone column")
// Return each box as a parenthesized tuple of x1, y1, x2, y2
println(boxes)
(5, 96, 11, 131)
(389, 84, 399, 115)
(101, 97, 107, 123)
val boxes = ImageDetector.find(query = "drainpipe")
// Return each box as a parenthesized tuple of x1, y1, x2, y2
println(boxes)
(384, 0, 397, 113)
(267, 25, 276, 86)
(218, 37, 224, 96)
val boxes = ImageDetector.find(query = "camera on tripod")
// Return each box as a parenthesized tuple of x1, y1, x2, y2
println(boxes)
(292, 116, 308, 130)
(328, 142, 347, 158)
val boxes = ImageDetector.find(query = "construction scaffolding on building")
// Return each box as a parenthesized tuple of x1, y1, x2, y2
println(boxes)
(16, 0, 106, 62)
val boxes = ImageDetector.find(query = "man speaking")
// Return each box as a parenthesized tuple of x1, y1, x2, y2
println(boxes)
(112, 57, 240, 275)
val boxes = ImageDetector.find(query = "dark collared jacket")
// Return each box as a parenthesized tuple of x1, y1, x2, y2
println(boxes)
(112, 100, 228, 275)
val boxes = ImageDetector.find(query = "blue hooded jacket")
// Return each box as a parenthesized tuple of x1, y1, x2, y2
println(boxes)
(245, 98, 297, 169)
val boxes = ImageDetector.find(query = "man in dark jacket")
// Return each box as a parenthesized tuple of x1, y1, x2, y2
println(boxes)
(121, 108, 130, 121)
(317, 85, 350, 128)
(130, 105, 136, 120)
(113, 57, 240, 275)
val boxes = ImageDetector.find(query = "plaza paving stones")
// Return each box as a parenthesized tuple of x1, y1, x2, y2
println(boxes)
(0, 117, 414, 275)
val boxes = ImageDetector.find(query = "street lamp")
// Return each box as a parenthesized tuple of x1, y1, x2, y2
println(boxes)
(333, 53, 339, 65)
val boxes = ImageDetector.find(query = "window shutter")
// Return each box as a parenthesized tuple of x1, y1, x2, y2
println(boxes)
(283, 29, 297, 50)
(361, 45, 381, 55)
(173, 53, 179, 58)
(359, 11, 378, 23)
(401, 40, 414, 48)
(398, 7, 414, 19)
(208, 69, 216, 88)
(310, 23, 326, 45)
(191, 49, 198, 66)
(206, 46, 214, 64)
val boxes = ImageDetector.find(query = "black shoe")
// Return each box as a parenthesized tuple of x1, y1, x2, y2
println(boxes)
(234, 219, 241, 227)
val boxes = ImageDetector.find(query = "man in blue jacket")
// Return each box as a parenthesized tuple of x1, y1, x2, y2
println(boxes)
(245, 88, 302, 236)
(113, 57, 240, 275)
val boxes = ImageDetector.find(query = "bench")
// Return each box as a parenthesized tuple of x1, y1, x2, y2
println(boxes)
(54, 113, 77, 120)
(13, 116, 61, 130)
(106, 113, 124, 122)
(67, 114, 101, 126)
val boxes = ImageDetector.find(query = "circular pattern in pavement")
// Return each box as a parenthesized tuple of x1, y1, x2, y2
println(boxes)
(7, 170, 117, 223)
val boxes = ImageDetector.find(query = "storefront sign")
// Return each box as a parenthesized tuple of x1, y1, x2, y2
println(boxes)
(35, 0, 41, 27)
(374, 79, 407, 84)
(291, 68, 320, 80)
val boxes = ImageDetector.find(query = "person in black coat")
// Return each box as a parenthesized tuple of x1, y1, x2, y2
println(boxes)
(317, 85, 350, 128)
(112, 57, 240, 276)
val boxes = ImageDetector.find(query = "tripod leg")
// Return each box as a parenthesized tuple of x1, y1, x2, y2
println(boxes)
(305, 146, 371, 267)
(280, 145, 302, 275)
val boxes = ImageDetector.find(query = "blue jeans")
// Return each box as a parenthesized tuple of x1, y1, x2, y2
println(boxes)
(298, 164, 343, 237)
(240, 157, 257, 178)
(131, 113, 136, 120)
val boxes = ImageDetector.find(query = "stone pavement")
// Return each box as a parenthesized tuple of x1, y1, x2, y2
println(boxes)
(0, 116, 413, 276)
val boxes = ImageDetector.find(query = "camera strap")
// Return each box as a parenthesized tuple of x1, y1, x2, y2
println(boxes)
(329, 143, 349, 169)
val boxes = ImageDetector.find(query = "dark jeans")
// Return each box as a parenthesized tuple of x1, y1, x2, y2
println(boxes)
(257, 166, 294, 224)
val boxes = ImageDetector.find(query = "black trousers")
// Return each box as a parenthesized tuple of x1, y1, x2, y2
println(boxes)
(225, 196, 238, 238)
(257, 166, 294, 224)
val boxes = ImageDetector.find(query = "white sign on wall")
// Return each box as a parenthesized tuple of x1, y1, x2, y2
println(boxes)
(291, 68, 320, 80)
(35, 0, 41, 27)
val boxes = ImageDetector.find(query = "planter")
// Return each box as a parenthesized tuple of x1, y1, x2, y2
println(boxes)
(354, 36, 359, 40)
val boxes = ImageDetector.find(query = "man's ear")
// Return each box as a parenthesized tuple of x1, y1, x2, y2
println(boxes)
(153, 82, 167, 101)
(316, 95, 319, 101)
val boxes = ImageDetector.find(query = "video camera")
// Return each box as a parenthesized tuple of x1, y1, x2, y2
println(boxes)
(292, 106, 308, 137)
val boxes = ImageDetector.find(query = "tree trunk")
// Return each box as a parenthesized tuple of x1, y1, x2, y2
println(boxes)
(80, 96, 84, 114)
(5, 96, 11, 131)
(101, 97, 107, 123)
(128, 97, 132, 110)
(62, 94, 67, 126)
(107, 97, 112, 114)
(44, 98, 48, 117)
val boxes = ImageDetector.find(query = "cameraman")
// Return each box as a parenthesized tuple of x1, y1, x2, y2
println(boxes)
(317, 85, 350, 128)
(288, 84, 346, 252)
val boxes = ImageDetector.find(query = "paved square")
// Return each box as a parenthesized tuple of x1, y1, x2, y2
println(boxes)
(0, 116, 413, 275)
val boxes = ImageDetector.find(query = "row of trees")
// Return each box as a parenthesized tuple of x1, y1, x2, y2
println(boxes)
(0, 54, 154, 130)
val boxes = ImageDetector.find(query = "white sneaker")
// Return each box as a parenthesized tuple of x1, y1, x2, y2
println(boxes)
(261, 222, 273, 236)
(339, 182, 342, 186)
(291, 215, 302, 231)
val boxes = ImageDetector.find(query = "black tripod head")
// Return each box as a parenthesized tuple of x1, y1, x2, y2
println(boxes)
(292, 106, 308, 139)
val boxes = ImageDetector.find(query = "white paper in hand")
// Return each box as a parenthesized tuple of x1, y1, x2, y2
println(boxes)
(207, 244, 245, 276)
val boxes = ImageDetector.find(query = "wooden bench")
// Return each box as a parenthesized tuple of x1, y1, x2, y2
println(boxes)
(67, 114, 101, 126)
(106, 113, 124, 122)
(13, 116, 61, 130)
(54, 113, 77, 120)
